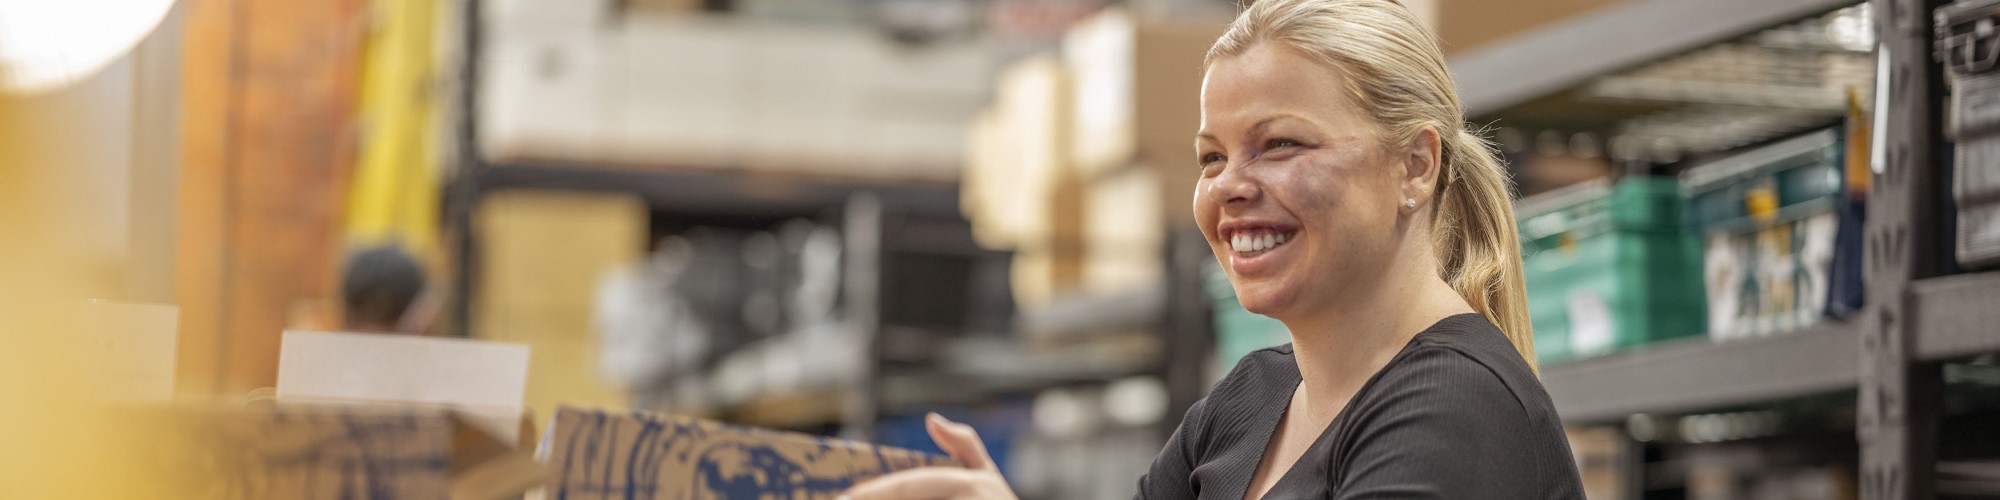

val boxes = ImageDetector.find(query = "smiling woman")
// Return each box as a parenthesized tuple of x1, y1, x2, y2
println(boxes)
(844, 1, 1583, 499)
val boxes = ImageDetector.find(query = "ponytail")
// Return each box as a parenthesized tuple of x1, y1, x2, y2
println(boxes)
(1435, 129, 1536, 372)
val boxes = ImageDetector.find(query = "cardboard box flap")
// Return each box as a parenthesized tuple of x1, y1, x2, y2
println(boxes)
(146, 405, 549, 500)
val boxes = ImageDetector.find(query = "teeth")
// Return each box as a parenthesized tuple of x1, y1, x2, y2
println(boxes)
(1228, 231, 1293, 254)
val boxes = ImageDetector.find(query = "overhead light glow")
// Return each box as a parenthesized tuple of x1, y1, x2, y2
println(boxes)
(0, 0, 178, 94)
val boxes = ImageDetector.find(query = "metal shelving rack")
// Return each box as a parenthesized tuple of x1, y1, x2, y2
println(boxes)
(1540, 321, 1862, 424)
(442, 0, 1019, 441)
(1457, 0, 1998, 497)
(442, 0, 1197, 446)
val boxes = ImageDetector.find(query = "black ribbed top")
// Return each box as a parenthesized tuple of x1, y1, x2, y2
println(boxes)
(1135, 314, 1584, 499)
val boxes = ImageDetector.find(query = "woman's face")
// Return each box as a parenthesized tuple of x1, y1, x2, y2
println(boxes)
(1195, 43, 1412, 319)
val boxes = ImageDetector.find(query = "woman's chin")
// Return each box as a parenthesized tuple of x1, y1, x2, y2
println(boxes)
(1232, 285, 1295, 319)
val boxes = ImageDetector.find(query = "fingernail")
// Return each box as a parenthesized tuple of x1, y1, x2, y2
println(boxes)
(927, 412, 948, 425)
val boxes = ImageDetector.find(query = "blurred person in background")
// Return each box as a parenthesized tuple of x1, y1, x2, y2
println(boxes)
(845, 0, 1584, 498)
(340, 244, 433, 334)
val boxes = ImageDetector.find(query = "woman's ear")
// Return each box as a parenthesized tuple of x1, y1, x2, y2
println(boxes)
(1400, 126, 1444, 211)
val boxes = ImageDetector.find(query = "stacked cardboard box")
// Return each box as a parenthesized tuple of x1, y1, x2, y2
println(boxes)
(476, 191, 647, 420)
(963, 10, 1225, 309)
(1061, 8, 1224, 227)
(964, 55, 1082, 310)
(480, 14, 994, 182)
(1433, 0, 1624, 55)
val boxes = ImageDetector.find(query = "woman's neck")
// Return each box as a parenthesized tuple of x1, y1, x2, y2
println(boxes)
(1279, 264, 1472, 423)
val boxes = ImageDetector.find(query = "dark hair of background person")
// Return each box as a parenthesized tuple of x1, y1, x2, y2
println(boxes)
(340, 245, 427, 332)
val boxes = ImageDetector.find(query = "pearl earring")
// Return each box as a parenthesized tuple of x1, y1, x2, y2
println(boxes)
(1405, 198, 1417, 208)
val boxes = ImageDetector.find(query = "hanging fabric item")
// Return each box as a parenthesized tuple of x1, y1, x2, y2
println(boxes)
(346, 0, 443, 255)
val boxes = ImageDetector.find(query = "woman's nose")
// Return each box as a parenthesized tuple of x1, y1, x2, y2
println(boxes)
(1205, 163, 1261, 207)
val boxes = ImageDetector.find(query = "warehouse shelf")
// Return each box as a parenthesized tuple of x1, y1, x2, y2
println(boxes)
(474, 162, 961, 220)
(1914, 270, 2000, 362)
(1542, 321, 1860, 424)
(1450, 0, 1860, 116)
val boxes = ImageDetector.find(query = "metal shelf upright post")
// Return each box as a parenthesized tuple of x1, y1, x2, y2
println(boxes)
(1861, 0, 1948, 498)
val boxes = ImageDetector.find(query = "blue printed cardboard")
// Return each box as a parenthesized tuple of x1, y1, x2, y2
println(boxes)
(540, 405, 954, 499)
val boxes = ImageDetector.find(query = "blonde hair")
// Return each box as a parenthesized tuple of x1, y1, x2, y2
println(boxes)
(1206, 0, 1537, 370)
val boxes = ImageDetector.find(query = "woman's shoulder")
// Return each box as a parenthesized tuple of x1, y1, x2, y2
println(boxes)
(1402, 314, 1541, 387)
(1362, 314, 1558, 423)
(1183, 344, 1298, 430)
(1210, 343, 1300, 400)
(1327, 317, 1584, 499)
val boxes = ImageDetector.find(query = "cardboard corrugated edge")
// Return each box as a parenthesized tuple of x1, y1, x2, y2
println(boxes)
(448, 411, 552, 500)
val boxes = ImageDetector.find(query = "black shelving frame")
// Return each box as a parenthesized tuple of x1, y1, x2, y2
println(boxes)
(1860, 0, 1949, 497)
(1457, 0, 2000, 498)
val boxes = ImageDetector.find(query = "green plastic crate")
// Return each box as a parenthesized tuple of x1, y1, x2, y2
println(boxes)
(1517, 176, 1707, 363)
(1203, 261, 1292, 372)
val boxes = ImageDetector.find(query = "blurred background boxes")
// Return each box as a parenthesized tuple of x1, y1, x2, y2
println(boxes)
(1430, 0, 1621, 55)
(480, 12, 992, 182)
(476, 190, 647, 420)
(1517, 176, 1705, 363)
(964, 55, 1068, 252)
(1059, 8, 1223, 225)
(1682, 129, 1846, 339)
(965, 10, 1221, 312)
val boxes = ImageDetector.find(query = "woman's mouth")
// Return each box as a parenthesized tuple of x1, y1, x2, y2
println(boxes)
(1229, 229, 1297, 257)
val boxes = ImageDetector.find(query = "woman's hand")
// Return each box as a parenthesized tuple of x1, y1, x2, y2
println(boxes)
(841, 413, 1018, 500)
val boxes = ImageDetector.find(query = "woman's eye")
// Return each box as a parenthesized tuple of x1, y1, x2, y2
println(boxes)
(1200, 153, 1225, 165)
(1267, 139, 1302, 149)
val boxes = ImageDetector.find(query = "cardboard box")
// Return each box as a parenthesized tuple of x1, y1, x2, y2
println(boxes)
(145, 405, 548, 500)
(1434, 0, 1623, 55)
(1082, 166, 1164, 295)
(1564, 425, 1629, 500)
(477, 191, 646, 419)
(540, 406, 952, 499)
(964, 54, 1072, 251)
(1060, 9, 1225, 225)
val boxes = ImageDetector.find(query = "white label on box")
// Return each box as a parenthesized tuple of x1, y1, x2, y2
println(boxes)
(1567, 290, 1614, 356)
(276, 330, 530, 411)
